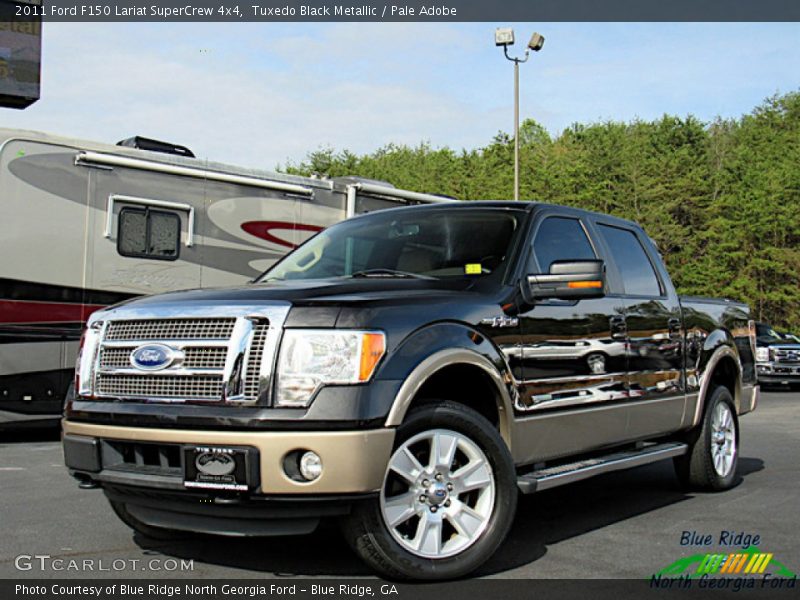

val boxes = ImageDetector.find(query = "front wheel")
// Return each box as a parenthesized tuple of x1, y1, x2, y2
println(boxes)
(341, 401, 517, 580)
(674, 385, 739, 491)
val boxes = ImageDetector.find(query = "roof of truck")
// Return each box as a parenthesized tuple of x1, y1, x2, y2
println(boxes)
(354, 200, 645, 230)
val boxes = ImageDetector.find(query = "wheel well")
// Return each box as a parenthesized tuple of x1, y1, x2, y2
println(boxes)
(410, 363, 501, 427)
(708, 354, 740, 411)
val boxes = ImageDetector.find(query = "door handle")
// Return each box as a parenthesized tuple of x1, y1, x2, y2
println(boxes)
(609, 316, 627, 340)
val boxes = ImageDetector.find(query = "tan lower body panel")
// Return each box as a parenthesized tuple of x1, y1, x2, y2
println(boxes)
(739, 384, 759, 416)
(63, 420, 395, 495)
(510, 403, 628, 464)
(510, 394, 687, 465)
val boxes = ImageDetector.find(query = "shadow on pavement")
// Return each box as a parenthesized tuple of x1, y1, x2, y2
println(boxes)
(737, 457, 764, 477)
(134, 522, 371, 577)
(0, 421, 61, 443)
(131, 456, 764, 578)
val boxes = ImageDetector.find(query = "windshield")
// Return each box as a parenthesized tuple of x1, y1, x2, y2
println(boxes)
(755, 323, 800, 343)
(756, 324, 783, 340)
(257, 208, 523, 283)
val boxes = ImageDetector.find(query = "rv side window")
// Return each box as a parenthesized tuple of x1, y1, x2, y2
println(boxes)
(117, 207, 180, 261)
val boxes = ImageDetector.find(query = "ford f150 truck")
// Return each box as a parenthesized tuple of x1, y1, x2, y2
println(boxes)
(63, 202, 758, 580)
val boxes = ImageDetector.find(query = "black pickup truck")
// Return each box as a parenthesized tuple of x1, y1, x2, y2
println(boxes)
(63, 202, 758, 580)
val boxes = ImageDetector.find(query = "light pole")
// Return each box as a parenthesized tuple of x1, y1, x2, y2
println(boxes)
(495, 28, 544, 201)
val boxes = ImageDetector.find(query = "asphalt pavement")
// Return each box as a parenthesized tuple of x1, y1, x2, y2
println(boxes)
(1, 391, 797, 580)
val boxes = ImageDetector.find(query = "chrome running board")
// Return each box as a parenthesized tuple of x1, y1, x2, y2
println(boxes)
(517, 442, 688, 494)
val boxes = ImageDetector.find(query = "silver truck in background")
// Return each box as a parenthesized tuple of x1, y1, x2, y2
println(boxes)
(755, 322, 800, 388)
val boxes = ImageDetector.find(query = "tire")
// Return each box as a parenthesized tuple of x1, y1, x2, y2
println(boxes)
(340, 401, 517, 580)
(674, 385, 739, 491)
(109, 499, 192, 541)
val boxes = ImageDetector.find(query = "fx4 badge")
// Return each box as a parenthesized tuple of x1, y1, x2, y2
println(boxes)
(481, 316, 519, 328)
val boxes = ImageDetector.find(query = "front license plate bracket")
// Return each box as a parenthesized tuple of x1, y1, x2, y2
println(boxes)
(183, 446, 259, 491)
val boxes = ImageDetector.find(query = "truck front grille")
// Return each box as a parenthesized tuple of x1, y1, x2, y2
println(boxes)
(84, 306, 290, 405)
(774, 348, 800, 364)
(243, 321, 269, 402)
(105, 318, 236, 341)
(96, 373, 225, 401)
(98, 346, 229, 370)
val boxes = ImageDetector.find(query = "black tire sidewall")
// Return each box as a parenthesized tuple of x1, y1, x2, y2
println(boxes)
(700, 386, 740, 490)
(352, 401, 517, 580)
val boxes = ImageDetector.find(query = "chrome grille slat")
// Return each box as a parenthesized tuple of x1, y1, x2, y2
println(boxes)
(243, 322, 270, 401)
(105, 318, 236, 341)
(99, 346, 228, 370)
(96, 374, 224, 400)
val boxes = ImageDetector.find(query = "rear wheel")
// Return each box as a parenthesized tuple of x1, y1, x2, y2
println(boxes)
(674, 385, 739, 491)
(341, 401, 517, 580)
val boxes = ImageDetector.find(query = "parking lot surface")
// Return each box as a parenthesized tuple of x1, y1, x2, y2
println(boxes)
(1, 391, 797, 579)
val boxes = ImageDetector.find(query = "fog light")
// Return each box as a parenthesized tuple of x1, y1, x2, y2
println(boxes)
(299, 451, 322, 481)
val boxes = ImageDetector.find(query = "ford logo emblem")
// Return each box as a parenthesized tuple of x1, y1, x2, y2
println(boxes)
(195, 452, 236, 476)
(130, 344, 176, 371)
(434, 489, 446, 497)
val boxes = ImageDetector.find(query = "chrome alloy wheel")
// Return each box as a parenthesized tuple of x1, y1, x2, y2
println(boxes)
(379, 428, 495, 559)
(710, 401, 736, 477)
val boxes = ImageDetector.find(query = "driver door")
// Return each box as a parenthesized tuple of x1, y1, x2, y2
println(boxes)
(515, 212, 630, 462)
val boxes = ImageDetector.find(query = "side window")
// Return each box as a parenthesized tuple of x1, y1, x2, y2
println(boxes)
(118, 207, 180, 261)
(531, 216, 596, 272)
(597, 224, 661, 297)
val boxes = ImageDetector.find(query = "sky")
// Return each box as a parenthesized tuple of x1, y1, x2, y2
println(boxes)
(3, 22, 799, 171)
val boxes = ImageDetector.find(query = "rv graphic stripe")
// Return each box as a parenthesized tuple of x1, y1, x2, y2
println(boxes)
(0, 322, 84, 343)
(0, 278, 133, 342)
(0, 299, 106, 324)
(241, 220, 324, 249)
(0, 277, 133, 306)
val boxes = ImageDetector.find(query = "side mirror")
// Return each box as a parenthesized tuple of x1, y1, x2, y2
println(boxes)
(524, 259, 606, 301)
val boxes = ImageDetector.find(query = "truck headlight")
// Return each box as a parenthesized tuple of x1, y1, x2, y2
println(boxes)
(755, 347, 770, 363)
(275, 330, 386, 407)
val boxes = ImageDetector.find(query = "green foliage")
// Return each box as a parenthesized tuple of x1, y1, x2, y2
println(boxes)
(284, 92, 800, 329)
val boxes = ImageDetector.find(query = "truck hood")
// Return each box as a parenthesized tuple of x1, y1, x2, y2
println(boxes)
(757, 339, 800, 349)
(111, 277, 483, 309)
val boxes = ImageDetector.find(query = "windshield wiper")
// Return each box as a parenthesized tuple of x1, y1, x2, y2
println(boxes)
(349, 269, 435, 280)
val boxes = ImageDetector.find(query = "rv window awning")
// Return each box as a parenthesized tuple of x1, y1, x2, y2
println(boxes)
(355, 182, 454, 205)
(75, 151, 314, 196)
(344, 182, 455, 217)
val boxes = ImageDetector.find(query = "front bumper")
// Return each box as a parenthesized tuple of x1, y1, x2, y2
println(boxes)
(62, 420, 395, 495)
(756, 362, 800, 384)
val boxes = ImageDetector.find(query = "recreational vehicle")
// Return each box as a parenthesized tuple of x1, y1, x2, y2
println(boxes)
(0, 128, 451, 424)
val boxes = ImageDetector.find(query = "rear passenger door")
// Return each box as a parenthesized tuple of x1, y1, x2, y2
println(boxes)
(592, 220, 685, 437)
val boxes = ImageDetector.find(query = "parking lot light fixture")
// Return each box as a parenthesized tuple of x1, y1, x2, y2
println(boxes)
(496, 28, 545, 201)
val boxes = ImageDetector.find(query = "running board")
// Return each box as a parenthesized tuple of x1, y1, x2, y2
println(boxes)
(517, 442, 688, 494)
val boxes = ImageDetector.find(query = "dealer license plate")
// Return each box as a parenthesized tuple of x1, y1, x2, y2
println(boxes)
(183, 446, 250, 491)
